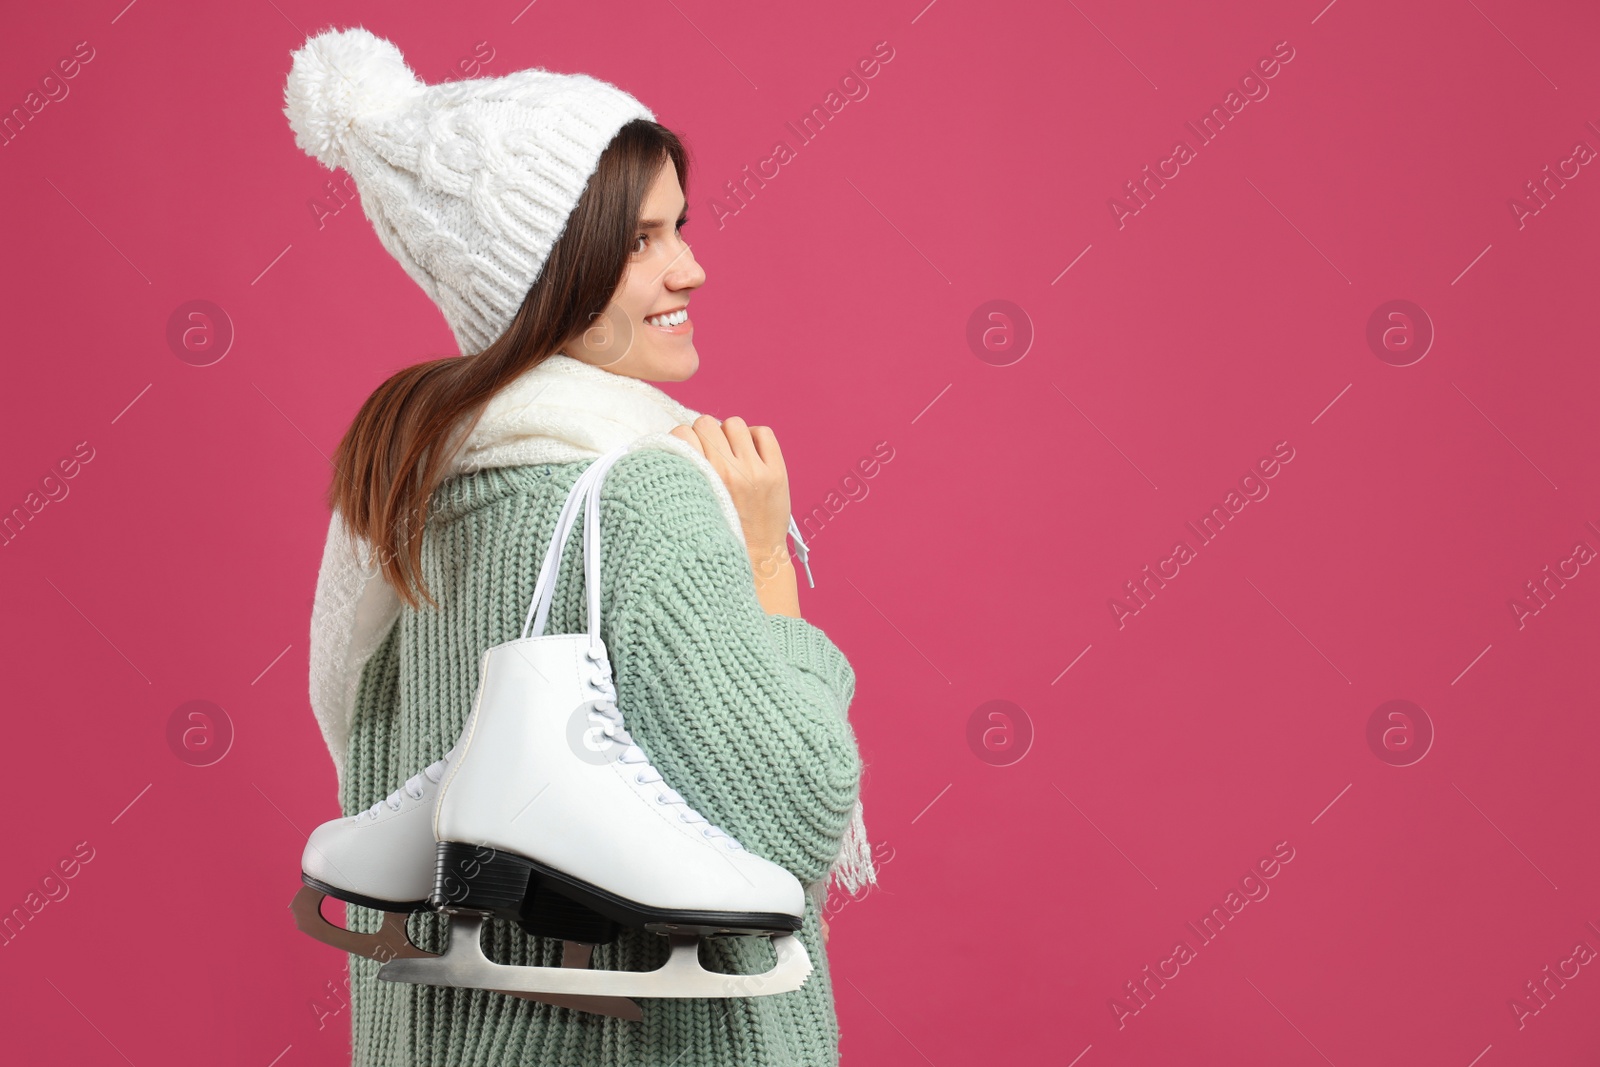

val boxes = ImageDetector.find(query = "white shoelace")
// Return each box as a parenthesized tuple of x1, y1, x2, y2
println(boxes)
(354, 756, 449, 821)
(787, 515, 814, 588)
(582, 644, 744, 851)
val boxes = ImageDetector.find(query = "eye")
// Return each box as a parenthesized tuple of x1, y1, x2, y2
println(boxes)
(632, 217, 689, 255)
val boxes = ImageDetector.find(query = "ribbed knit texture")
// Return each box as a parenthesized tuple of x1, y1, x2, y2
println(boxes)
(338, 449, 863, 1066)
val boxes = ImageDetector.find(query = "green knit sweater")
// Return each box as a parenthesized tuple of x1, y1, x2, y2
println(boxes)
(338, 449, 864, 1067)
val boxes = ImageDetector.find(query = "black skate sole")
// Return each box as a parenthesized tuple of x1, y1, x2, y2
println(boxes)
(432, 841, 802, 941)
(301, 873, 429, 913)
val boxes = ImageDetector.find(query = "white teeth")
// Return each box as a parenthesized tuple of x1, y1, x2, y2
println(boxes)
(646, 308, 687, 327)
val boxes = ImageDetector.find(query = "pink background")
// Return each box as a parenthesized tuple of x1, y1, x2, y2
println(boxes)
(3, 0, 1598, 1063)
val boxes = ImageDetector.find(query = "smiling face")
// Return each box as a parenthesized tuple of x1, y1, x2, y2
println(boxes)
(560, 156, 705, 382)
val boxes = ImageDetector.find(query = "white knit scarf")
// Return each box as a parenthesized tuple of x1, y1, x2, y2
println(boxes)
(307, 353, 876, 901)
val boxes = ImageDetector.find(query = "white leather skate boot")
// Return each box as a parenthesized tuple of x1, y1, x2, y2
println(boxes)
(292, 741, 646, 1020)
(379, 447, 813, 1000)
(293, 751, 454, 963)
(294, 449, 613, 961)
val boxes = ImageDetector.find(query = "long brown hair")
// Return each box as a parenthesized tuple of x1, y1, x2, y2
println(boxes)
(326, 118, 689, 610)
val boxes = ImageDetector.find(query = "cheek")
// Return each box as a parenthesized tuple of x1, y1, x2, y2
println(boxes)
(636, 275, 672, 317)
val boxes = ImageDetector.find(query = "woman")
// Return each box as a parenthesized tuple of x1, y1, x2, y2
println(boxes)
(285, 26, 873, 1067)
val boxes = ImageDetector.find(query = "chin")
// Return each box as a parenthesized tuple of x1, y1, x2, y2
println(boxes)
(647, 346, 699, 382)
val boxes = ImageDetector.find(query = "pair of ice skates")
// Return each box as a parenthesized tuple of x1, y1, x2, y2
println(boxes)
(291, 448, 813, 1022)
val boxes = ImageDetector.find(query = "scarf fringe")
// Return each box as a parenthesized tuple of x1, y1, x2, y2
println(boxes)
(810, 798, 878, 913)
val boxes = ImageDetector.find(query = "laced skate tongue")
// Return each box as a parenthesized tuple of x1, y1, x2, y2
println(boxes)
(637, 768, 741, 847)
(357, 756, 449, 820)
(592, 707, 743, 848)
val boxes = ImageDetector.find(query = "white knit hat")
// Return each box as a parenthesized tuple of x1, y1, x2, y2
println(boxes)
(283, 26, 656, 356)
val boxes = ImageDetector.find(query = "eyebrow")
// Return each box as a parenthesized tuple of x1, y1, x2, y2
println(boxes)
(637, 201, 689, 229)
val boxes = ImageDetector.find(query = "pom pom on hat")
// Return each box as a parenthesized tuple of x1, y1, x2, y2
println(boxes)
(284, 25, 422, 172)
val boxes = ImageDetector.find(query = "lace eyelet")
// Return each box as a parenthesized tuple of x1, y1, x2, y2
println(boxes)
(634, 772, 647, 784)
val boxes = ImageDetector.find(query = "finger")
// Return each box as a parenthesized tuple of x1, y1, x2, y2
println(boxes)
(669, 424, 706, 455)
(719, 415, 758, 462)
(693, 415, 747, 487)
(692, 414, 733, 459)
(694, 414, 756, 490)
(747, 425, 784, 468)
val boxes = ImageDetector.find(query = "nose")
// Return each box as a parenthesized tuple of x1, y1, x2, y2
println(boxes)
(664, 238, 705, 292)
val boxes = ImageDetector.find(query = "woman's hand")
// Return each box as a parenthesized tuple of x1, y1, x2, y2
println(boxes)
(821, 914, 830, 944)
(669, 415, 790, 553)
(669, 414, 792, 560)
(670, 414, 801, 616)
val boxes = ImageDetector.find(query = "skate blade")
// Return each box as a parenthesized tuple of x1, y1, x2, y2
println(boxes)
(291, 887, 644, 1021)
(378, 915, 812, 1001)
(291, 885, 430, 962)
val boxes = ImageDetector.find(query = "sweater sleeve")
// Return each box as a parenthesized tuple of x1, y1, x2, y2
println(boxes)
(601, 451, 863, 888)
(765, 613, 857, 723)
